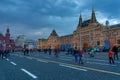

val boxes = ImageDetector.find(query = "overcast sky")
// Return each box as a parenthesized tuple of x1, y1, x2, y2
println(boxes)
(0, 0, 120, 40)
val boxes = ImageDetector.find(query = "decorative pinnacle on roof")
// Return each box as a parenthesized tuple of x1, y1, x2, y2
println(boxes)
(7, 27, 10, 33)
(78, 13, 82, 27)
(91, 7, 97, 23)
(50, 29, 58, 36)
(77, 8, 99, 28)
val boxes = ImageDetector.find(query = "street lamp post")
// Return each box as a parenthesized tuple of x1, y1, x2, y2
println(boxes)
(92, 28, 95, 48)
(52, 37, 55, 49)
(80, 32, 82, 50)
(104, 20, 112, 49)
(78, 32, 80, 49)
(114, 32, 117, 45)
(91, 29, 95, 48)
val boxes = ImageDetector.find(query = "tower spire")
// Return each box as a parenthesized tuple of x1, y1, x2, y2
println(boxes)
(77, 13, 82, 28)
(5, 27, 10, 43)
(7, 27, 9, 33)
(91, 7, 97, 23)
(50, 29, 58, 36)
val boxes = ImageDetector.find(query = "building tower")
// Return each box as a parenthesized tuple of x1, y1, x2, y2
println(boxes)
(50, 29, 58, 36)
(5, 28, 10, 42)
(91, 8, 97, 23)
(77, 13, 82, 29)
(49, 29, 59, 49)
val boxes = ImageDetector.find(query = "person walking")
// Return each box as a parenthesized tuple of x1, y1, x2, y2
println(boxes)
(48, 47, 51, 55)
(112, 45, 119, 60)
(78, 48, 83, 64)
(108, 48, 114, 64)
(54, 47, 60, 57)
(1, 50, 4, 59)
(74, 47, 78, 64)
(90, 48, 94, 57)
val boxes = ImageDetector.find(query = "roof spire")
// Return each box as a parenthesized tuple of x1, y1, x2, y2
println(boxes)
(7, 27, 10, 33)
(91, 7, 97, 23)
(77, 12, 82, 28)
(50, 29, 58, 36)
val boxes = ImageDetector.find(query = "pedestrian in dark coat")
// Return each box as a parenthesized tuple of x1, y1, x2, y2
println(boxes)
(74, 47, 78, 64)
(78, 49, 83, 64)
(112, 46, 119, 60)
(48, 48, 51, 55)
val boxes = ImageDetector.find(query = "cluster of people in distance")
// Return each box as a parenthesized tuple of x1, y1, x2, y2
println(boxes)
(73, 45, 119, 65)
(22, 45, 119, 65)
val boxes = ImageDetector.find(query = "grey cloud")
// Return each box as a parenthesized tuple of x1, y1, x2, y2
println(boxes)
(0, 0, 119, 39)
(83, 0, 120, 18)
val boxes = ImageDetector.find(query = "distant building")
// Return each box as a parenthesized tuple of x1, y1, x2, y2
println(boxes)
(25, 40, 38, 49)
(38, 8, 120, 50)
(15, 35, 26, 48)
(0, 28, 15, 50)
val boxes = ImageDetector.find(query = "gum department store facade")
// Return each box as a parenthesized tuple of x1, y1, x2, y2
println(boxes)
(38, 9, 120, 50)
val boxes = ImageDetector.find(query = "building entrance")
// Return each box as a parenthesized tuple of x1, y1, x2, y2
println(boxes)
(83, 42, 89, 48)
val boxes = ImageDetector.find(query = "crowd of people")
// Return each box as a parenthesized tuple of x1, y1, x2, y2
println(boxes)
(70, 45, 119, 65)
(33, 45, 120, 65)
(108, 45, 119, 64)
(6, 45, 119, 65)
(43, 47, 61, 57)
(0, 50, 11, 59)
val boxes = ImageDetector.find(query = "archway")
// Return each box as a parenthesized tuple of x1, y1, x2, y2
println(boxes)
(83, 42, 89, 48)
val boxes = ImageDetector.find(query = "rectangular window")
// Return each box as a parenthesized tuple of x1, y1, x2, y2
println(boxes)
(97, 41, 100, 45)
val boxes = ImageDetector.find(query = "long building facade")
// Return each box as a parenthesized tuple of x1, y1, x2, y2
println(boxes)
(38, 9, 120, 51)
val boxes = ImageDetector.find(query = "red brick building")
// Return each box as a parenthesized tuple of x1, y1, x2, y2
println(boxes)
(38, 9, 120, 50)
(0, 28, 15, 50)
